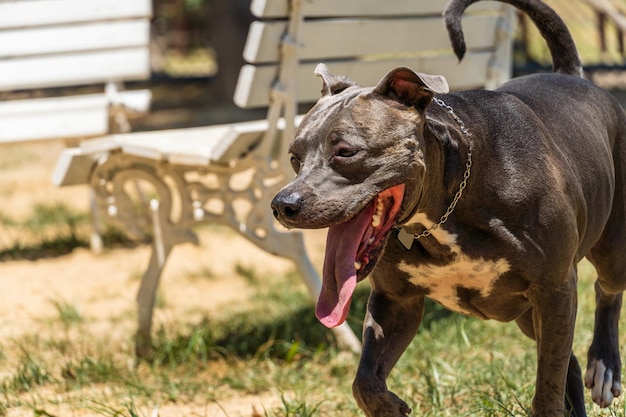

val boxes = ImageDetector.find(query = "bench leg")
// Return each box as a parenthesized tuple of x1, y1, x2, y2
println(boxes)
(135, 242, 172, 358)
(89, 188, 104, 254)
(135, 199, 173, 358)
(334, 320, 361, 353)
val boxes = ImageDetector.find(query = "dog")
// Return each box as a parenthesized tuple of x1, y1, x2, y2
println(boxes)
(271, 0, 626, 415)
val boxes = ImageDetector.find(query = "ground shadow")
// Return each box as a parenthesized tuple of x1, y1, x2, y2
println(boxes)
(149, 285, 455, 364)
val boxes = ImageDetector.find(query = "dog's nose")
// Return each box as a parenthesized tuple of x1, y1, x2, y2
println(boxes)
(271, 191, 303, 222)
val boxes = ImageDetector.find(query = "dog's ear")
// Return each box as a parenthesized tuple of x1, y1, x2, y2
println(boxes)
(315, 63, 358, 96)
(373, 67, 449, 111)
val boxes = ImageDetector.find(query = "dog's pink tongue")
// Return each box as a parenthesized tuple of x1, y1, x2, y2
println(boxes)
(317, 206, 372, 328)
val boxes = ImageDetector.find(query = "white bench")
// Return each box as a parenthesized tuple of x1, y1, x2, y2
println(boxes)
(0, 0, 152, 144)
(53, 0, 516, 357)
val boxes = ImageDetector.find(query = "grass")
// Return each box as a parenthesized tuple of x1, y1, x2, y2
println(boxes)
(0, 202, 144, 261)
(50, 298, 84, 328)
(1, 253, 625, 416)
(266, 394, 324, 417)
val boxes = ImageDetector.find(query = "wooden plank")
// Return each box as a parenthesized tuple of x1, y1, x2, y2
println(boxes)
(0, 94, 108, 142)
(75, 116, 304, 168)
(165, 115, 302, 164)
(54, 121, 273, 186)
(0, 20, 150, 59)
(111, 123, 264, 165)
(244, 15, 498, 64)
(118, 126, 233, 163)
(234, 52, 493, 108)
(1, 88, 150, 144)
(0, 0, 152, 29)
(250, 0, 499, 18)
(0, 48, 150, 90)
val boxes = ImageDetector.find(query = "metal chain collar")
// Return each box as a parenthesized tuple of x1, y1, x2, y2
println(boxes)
(405, 96, 473, 241)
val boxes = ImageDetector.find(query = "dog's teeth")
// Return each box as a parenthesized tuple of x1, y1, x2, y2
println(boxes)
(372, 214, 381, 227)
(368, 237, 375, 244)
(354, 261, 362, 270)
(372, 195, 384, 227)
(376, 197, 384, 213)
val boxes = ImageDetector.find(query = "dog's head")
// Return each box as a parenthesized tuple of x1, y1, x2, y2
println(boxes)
(271, 64, 449, 327)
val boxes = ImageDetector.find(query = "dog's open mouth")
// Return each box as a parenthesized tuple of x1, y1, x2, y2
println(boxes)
(317, 184, 405, 328)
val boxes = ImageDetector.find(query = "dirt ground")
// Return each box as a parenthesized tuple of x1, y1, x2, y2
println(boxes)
(0, 140, 330, 416)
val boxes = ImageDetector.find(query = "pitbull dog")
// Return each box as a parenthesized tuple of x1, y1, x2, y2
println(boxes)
(271, 0, 626, 415)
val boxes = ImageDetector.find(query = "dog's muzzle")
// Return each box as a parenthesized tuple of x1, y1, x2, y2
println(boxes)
(271, 190, 303, 227)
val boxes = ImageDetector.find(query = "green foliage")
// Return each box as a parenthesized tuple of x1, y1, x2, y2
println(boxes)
(184, 0, 204, 12)
(0, 203, 140, 261)
(235, 262, 261, 285)
(24, 203, 86, 232)
(147, 272, 362, 366)
(61, 357, 119, 386)
(3, 354, 55, 394)
(50, 298, 83, 328)
(265, 394, 324, 417)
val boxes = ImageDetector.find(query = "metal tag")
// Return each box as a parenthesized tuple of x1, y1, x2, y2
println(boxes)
(397, 228, 415, 251)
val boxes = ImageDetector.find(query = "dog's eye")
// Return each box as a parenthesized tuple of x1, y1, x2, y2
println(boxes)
(290, 155, 301, 173)
(335, 147, 358, 158)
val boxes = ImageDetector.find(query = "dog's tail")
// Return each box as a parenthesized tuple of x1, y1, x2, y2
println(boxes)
(444, 0, 583, 77)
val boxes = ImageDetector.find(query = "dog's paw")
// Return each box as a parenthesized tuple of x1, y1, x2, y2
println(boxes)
(386, 391, 412, 416)
(584, 359, 622, 407)
(354, 385, 411, 417)
(368, 391, 411, 417)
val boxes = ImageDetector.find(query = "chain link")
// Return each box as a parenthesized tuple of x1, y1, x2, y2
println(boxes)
(409, 97, 473, 240)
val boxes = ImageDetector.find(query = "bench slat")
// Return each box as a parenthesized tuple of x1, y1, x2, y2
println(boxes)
(0, 20, 149, 59)
(122, 126, 263, 166)
(235, 51, 493, 108)
(244, 15, 498, 64)
(0, 0, 152, 29)
(0, 48, 150, 91)
(52, 124, 256, 186)
(100, 122, 268, 165)
(250, 0, 497, 18)
(0, 89, 151, 143)
(53, 115, 306, 188)
(0, 94, 108, 143)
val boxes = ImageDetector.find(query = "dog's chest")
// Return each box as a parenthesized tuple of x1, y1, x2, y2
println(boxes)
(398, 215, 511, 317)
(400, 256, 510, 317)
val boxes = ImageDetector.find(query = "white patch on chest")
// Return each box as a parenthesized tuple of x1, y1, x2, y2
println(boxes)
(399, 213, 510, 316)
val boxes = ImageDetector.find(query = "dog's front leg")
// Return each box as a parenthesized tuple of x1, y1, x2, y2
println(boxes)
(528, 272, 578, 417)
(353, 287, 425, 417)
